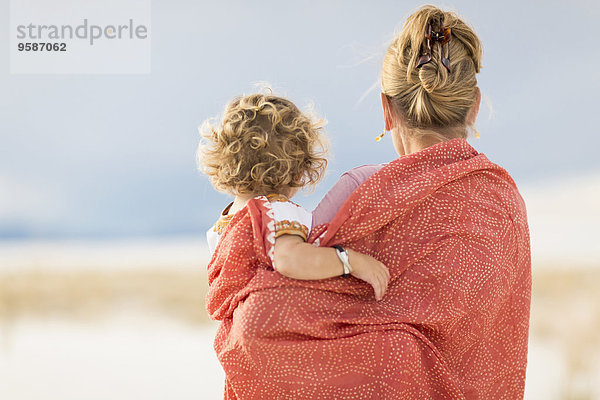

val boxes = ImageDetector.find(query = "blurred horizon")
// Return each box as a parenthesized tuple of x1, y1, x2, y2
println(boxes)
(2, 0, 599, 240)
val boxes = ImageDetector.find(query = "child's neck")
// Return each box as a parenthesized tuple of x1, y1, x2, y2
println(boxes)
(229, 189, 294, 215)
(229, 193, 256, 215)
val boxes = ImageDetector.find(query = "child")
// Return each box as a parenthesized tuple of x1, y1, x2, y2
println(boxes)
(198, 92, 389, 300)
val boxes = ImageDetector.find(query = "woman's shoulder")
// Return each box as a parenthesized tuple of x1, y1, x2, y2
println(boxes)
(342, 164, 386, 184)
(312, 164, 385, 226)
(434, 167, 528, 229)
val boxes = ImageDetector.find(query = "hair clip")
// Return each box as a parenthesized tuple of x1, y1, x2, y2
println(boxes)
(416, 23, 452, 72)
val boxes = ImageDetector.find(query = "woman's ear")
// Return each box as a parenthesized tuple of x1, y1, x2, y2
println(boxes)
(466, 87, 481, 126)
(381, 92, 394, 131)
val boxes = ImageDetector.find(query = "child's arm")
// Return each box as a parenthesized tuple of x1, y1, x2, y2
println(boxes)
(273, 234, 390, 300)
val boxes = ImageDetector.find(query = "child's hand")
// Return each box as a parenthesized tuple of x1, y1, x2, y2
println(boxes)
(347, 250, 390, 301)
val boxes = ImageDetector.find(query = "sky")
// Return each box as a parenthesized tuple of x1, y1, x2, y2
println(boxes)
(1, 0, 599, 239)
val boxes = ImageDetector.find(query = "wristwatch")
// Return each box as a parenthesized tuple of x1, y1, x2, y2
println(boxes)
(333, 245, 352, 278)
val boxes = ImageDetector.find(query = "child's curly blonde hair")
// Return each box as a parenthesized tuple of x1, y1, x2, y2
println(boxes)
(198, 92, 328, 196)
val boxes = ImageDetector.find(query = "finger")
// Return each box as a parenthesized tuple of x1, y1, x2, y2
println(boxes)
(381, 279, 388, 299)
(369, 275, 382, 300)
(378, 267, 388, 284)
(378, 271, 389, 297)
(381, 263, 390, 279)
(374, 273, 385, 300)
(378, 264, 389, 283)
(382, 268, 390, 286)
(375, 282, 382, 301)
(370, 281, 379, 300)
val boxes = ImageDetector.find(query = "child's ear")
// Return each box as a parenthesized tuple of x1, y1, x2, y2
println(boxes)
(291, 173, 303, 185)
(287, 186, 300, 198)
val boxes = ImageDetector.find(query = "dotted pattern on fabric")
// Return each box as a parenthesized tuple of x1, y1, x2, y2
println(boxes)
(206, 138, 532, 400)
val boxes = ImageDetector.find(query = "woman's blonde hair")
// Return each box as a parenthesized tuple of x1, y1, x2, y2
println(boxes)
(198, 92, 328, 196)
(381, 5, 482, 132)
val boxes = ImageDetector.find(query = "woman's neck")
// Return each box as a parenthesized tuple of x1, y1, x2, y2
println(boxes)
(402, 134, 442, 155)
(393, 125, 465, 156)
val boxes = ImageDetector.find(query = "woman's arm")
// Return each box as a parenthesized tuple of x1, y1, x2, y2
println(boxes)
(273, 234, 390, 300)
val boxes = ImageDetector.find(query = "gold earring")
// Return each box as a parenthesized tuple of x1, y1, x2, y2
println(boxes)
(375, 131, 387, 142)
(467, 125, 481, 139)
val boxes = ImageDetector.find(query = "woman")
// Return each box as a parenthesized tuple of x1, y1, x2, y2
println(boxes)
(206, 5, 531, 399)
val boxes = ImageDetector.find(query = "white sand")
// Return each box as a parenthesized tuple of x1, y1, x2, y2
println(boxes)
(0, 313, 592, 400)
(0, 314, 224, 400)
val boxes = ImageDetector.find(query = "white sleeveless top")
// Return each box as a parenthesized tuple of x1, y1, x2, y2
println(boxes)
(207, 194, 312, 259)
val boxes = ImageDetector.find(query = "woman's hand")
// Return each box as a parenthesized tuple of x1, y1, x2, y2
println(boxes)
(347, 250, 390, 301)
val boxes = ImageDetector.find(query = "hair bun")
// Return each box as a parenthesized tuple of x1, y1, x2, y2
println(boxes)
(381, 5, 482, 127)
(418, 58, 449, 93)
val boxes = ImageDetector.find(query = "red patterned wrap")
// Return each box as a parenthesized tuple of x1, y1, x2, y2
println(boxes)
(206, 138, 531, 399)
